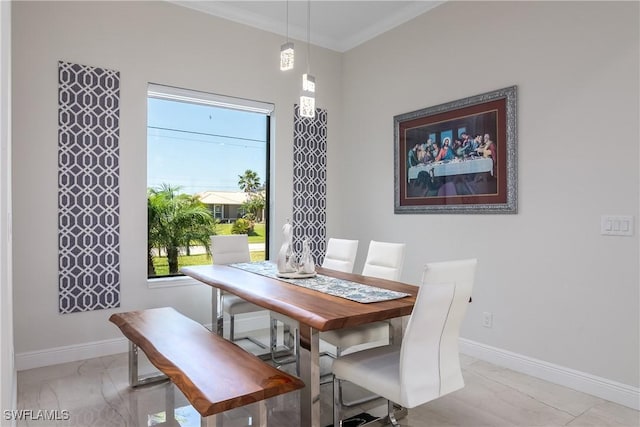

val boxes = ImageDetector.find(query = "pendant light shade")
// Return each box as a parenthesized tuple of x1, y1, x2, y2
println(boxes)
(280, 1, 294, 71)
(302, 73, 315, 92)
(299, 93, 315, 118)
(280, 42, 294, 71)
(300, 73, 316, 118)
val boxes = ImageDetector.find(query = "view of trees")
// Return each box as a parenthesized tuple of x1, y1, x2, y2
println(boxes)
(147, 184, 217, 276)
(147, 170, 266, 277)
(238, 169, 265, 222)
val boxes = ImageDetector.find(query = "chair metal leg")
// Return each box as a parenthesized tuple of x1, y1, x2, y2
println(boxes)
(335, 379, 405, 427)
(270, 317, 278, 354)
(335, 346, 379, 407)
(333, 375, 343, 427)
(387, 400, 400, 426)
(228, 313, 269, 353)
(270, 317, 299, 371)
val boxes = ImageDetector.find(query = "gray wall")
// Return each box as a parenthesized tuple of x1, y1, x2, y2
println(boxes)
(9, 0, 639, 400)
(332, 1, 639, 388)
(11, 1, 342, 354)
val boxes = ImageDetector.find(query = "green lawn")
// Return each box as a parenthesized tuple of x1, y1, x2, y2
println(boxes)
(150, 221, 266, 276)
(216, 222, 265, 243)
(152, 251, 265, 277)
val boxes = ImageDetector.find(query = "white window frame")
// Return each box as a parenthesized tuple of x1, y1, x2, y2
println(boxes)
(147, 83, 273, 289)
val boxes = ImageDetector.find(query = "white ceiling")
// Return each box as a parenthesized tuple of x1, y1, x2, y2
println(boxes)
(170, 1, 445, 52)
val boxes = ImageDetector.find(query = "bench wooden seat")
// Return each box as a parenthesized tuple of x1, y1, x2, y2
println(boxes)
(109, 307, 304, 422)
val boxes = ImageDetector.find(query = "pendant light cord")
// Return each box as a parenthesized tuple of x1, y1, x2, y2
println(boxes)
(306, 0, 311, 74)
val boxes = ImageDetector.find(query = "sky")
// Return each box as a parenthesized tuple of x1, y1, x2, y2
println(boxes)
(147, 98, 268, 195)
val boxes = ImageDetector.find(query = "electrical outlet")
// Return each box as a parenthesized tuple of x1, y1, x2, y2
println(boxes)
(482, 312, 493, 328)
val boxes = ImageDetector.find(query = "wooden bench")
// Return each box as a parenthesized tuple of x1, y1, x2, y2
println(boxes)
(109, 307, 304, 426)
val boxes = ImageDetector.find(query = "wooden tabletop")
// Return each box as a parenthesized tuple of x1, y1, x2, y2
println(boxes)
(182, 264, 418, 332)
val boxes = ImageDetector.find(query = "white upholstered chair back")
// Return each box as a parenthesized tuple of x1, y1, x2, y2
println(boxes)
(210, 234, 251, 265)
(399, 258, 477, 407)
(361, 240, 406, 281)
(211, 234, 264, 345)
(321, 238, 359, 273)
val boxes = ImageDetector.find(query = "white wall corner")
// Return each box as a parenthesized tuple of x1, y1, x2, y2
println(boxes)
(459, 338, 640, 411)
(0, 0, 16, 422)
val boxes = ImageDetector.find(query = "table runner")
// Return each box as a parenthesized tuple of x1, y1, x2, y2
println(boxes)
(229, 261, 410, 304)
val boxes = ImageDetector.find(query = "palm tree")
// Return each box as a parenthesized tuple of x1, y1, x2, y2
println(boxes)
(147, 184, 217, 275)
(238, 169, 265, 222)
(148, 197, 160, 277)
(238, 169, 261, 193)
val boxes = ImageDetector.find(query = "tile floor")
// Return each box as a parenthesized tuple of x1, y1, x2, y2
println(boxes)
(15, 333, 640, 427)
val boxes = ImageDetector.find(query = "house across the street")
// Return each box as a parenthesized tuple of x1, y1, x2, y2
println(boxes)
(195, 191, 248, 223)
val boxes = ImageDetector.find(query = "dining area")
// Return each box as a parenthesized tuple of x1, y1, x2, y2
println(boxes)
(170, 234, 478, 426)
(7, 3, 639, 427)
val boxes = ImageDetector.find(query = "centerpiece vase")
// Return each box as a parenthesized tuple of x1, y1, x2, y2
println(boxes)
(299, 238, 315, 274)
(277, 219, 297, 273)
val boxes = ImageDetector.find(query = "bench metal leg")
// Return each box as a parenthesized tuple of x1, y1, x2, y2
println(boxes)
(166, 385, 176, 423)
(201, 413, 222, 427)
(255, 400, 267, 427)
(128, 342, 168, 387)
(200, 414, 222, 427)
(200, 401, 267, 427)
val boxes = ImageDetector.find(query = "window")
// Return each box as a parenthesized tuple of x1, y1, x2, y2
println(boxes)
(213, 205, 223, 220)
(147, 84, 272, 279)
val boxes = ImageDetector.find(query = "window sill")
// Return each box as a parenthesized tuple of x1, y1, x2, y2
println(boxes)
(147, 275, 203, 289)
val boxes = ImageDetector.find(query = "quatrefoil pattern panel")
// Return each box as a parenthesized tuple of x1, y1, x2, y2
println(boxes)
(293, 106, 327, 265)
(58, 61, 121, 314)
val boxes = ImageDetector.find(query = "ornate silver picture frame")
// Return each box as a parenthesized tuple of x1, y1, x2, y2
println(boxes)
(394, 86, 517, 214)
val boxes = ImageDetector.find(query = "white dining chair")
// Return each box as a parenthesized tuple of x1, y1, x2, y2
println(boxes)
(361, 240, 406, 280)
(321, 240, 406, 405)
(332, 258, 478, 426)
(321, 238, 359, 272)
(270, 238, 359, 368)
(211, 234, 267, 350)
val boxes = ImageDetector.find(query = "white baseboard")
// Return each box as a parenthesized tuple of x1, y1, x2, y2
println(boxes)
(16, 329, 638, 411)
(15, 337, 129, 371)
(15, 313, 271, 372)
(459, 338, 640, 411)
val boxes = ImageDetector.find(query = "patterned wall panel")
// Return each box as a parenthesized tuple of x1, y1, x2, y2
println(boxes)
(292, 106, 327, 265)
(58, 61, 120, 314)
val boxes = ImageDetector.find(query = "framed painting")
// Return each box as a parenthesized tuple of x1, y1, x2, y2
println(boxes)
(394, 86, 517, 214)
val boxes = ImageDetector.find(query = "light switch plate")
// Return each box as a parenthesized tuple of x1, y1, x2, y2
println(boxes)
(601, 215, 634, 236)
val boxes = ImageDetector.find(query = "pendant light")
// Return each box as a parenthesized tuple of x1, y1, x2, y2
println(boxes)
(299, 0, 316, 118)
(280, 1, 294, 71)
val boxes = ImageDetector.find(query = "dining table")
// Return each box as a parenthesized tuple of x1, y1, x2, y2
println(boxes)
(181, 263, 418, 427)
